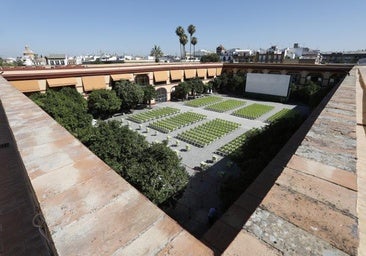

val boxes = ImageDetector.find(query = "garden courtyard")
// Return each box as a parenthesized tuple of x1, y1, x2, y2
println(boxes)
(109, 94, 303, 238)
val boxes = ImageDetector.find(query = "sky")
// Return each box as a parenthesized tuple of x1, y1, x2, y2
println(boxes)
(1, 0, 365, 58)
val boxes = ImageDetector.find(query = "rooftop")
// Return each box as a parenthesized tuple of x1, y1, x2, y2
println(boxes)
(0, 63, 365, 255)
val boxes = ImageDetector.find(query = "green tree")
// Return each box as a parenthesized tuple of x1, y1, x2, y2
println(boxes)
(200, 53, 220, 63)
(86, 121, 188, 205)
(187, 24, 196, 59)
(30, 87, 92, 142)
(114, 79, 144, 111)
(171, 82, 190, 100)
(187, 78, 204, 96)
(86, 120, 148, 174)
(143, 84, 157, 107)
(175, 26, 185, 59)
(127, 142, 189, 205)
(179, 34, 188, 59)
(150, 45, 164, 63)
(87, 89, 122, 119)
(191, 37, 198, 58)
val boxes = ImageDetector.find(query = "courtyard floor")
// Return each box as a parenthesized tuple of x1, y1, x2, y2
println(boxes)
(109, 94, 302, 238)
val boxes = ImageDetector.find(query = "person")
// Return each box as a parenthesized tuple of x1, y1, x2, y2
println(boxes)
(208, 207, 217, 225)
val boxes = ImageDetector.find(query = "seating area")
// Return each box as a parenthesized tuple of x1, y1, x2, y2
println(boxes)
(204, 99, 246, 113)
(185, 95, 222, 107)
(149, 112, 207, 133)
(127, 107, 180, 123)
(176, 118, 240, 148)
(266, 108, 299, 123)
(215, 131, 249, 156)
(232, 103, 274, 119)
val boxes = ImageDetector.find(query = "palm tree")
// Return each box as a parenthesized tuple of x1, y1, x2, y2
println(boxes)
(191, 37, 197, 59)
(150, 45, 163, 63)
(175, 26, 184, 59)
(187, 24, 196, 59)
(179, 34, 188, 60)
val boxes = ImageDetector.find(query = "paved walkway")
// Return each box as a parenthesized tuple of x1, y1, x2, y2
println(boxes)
(110, 94, 303, 238)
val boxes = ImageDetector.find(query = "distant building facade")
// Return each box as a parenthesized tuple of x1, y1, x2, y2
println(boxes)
(46, 54, 68, 66)
(321, 51, 366, 64)
(255, 46, 284, 63)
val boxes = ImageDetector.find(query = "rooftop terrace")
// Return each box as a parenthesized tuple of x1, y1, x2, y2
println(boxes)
(0, 64, 365, 255)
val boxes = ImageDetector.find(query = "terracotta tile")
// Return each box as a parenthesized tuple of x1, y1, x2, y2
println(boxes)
(288, 155, 356, 191)
(32, 154, 111, 198)
(158, 230, 213, 256)
(277, 167, 356, 216)
(233, 192, 264, 216)
(202, 220, 240, 253)
(39, 170, 130, 230)
(261, 184, 358, 255)
(223, 230, 281, 256)
(113, 215, 182, 255)
(220, 204, 252, 230)
(52, 193, 163, 255)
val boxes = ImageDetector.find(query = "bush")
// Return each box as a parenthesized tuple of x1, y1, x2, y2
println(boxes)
(87, 89, 122, 119)
(30, 87, 92, 142)
(290, 81, 330, 108)
(200, 53, 220, 62)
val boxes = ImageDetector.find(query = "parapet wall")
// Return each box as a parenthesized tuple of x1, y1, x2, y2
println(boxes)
(0, 64, 363, 256)
(204, 66, 361, 255)
(0, 76, 213, 255)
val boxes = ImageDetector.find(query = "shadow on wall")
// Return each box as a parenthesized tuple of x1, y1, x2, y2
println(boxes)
(200, 75, 346, 254)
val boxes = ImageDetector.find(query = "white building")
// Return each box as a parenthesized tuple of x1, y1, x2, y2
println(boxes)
(21, 45, 36, 66)
(46, 54, 68, 66)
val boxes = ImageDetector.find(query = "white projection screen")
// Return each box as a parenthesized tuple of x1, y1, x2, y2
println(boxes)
(245, 73, 291, 97)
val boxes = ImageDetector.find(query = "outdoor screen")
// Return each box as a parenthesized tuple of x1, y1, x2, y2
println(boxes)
(245, 73, 291, 97)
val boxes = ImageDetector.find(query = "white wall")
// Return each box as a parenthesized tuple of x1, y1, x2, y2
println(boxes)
(246, 73, 291, 97)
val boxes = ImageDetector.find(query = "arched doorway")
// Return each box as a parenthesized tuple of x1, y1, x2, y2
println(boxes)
(156, 88, 167, 102)
(306, 73, 323, 85)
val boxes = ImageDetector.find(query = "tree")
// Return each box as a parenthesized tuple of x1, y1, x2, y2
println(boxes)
(113, 79, 144, 111)
(175, 26, 185, 59)
(171, 82, 190, 100)
(179, 34, 188, 59)
(30, 87, 93, 142)
(86, 120, 148, 174)
(127, 142, 189, 205)
(143, 84, 157, 107)
(86, 121, 189, 205)
(87, 89, 122, 119)
(150, 45, 164, 63)
(191, 37, 197, 58)
(187, 24, 196, 59)
(201, 53, 220, 63)
(187, 78, 204, 96)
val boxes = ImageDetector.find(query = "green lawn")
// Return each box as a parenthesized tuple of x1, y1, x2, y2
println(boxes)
(185, 95, 223, 107)
(176, 118, 240, 147)
(205, 99, 246, 113)
(232, 103, 274, 119)
(266, 108, 299, 123)
(127, 107, 180, 123)
(149, 112, 206, 133)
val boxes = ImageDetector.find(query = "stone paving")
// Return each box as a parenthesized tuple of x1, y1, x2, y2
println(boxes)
(110, 95, 302, 238)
